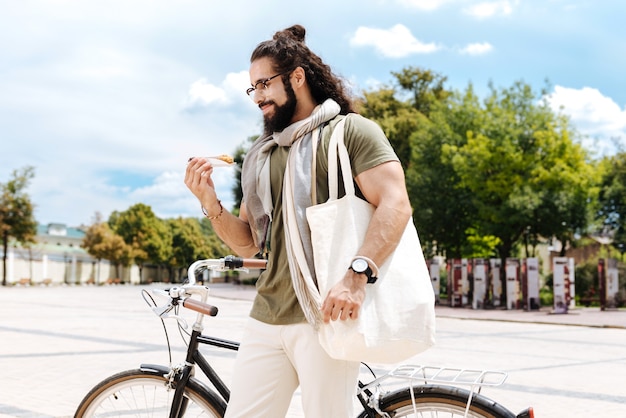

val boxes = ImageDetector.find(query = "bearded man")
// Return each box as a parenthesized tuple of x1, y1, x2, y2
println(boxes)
(185, 24, 412, 418)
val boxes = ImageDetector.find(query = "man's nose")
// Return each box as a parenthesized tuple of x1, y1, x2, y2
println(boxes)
(253, 89, 266, 105)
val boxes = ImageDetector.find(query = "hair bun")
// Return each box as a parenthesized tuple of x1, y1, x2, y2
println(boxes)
(274, 24, 306, 43)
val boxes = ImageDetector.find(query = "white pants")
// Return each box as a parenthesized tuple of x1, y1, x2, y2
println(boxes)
(224, 318, 360, 418)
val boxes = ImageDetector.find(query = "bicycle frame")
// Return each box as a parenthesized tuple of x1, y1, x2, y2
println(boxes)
(162, 331, 238, 417)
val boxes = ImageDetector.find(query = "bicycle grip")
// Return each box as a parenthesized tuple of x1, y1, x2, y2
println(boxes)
(242, 258, 268, 269)
(224, 255, 267, 270)
(183, 298, 219, 316)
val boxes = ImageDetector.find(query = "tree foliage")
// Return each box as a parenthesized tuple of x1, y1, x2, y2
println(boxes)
(82, 219, 133, 280)
(391, 67, 450, 117)
(108, 203, 172, 282)
(167, 217, 230, 280)
(407, 94, 479, 259)
(597, 152, 626, 255)
(360, 70, 596, 266)
(444, 81, 596, 260)
(1, 167, 37, 286)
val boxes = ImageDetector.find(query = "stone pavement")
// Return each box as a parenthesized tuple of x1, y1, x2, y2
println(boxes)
(0, 283, 625, 418)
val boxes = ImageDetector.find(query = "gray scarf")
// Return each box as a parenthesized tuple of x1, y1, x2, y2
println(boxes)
(241, 99, 341, 325)
(242, 99, 341, 249)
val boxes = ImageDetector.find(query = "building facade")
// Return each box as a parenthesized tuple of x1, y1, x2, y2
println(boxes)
(1, 223, 141, 285)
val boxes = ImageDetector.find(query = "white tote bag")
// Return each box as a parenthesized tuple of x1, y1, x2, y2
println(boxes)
(307, 118, 436, 364)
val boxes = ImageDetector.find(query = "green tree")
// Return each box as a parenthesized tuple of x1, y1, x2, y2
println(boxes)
(597, 152, 626, 255)
(82, 218, 133, 281)
(360, 71, 596, 279)
(167, 217, 229, 281)
(406, 91, 481, 258)
(443, 81, 596, 295)
(1, 167, 37, 286)
(391, 67, 451, 117)
(108, 203, 172, 283)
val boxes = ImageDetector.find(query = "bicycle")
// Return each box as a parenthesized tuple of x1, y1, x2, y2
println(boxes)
(75, 256, 534, 418)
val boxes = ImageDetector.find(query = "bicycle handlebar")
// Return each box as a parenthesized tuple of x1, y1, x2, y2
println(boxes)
(152, 256, 267, 320)
(186, 255, 267, 285)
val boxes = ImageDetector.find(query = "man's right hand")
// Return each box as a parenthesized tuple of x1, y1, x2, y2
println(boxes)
(185, 157, 219, 211)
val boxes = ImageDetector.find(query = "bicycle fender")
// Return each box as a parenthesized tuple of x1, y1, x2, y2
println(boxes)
(140, 363, 170, 374)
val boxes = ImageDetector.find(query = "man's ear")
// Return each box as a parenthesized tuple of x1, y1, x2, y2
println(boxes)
(291, 66, 306, 88)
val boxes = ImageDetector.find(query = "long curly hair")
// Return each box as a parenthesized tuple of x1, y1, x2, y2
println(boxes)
(250, 24, 355, 115)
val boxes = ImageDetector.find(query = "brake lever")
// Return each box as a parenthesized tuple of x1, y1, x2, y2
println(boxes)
(152, 303, 175, 317)
(152, 304, 189, 329)
(150, 288, 189, 329)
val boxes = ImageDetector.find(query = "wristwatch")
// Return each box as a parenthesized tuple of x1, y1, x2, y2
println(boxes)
(350, 258, 378, 284)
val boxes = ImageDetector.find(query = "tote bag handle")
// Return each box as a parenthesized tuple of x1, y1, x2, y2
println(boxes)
(326, 118, 356, 201)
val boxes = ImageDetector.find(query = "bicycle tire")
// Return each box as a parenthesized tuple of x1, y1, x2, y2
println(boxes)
(357, 384, 516, 418)
(74, 368, 226, 418)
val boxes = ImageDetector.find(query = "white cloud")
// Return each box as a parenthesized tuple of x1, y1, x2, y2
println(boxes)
(464, 0, 516, 18)
(224, 71, 253, 93)
(350, 24, 440, 58)
(546, 86, 626, 154)
(186, 79, 230, 107)
(184, 71, 250, 109)
(396, 0, 454, 10)
(460, 42, 494, 55)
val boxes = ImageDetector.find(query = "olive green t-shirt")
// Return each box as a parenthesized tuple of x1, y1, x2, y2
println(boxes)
(249, 114, 399, 325)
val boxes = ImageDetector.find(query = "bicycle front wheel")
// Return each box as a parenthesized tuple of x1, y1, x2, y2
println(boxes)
(75, 368, 226, 418)
(358, 384, 516, 418)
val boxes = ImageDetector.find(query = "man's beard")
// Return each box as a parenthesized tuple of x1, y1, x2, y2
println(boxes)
(262, 82, 297, 135)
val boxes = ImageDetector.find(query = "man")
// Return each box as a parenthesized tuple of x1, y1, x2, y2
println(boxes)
(185, 24, 412, 418)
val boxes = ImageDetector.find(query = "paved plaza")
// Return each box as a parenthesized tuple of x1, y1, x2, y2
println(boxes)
(0, 283, 625, 417)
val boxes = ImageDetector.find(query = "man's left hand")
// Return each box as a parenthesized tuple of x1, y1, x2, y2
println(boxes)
(321, 271, 367, 323)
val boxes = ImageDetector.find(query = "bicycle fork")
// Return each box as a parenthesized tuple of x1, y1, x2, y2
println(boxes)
(168, 328, 203, 418)
(168, 365, 194, 418)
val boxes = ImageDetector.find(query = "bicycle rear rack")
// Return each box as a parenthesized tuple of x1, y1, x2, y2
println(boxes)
(360, 365, 509, 418)
(387, 365, 507, 388)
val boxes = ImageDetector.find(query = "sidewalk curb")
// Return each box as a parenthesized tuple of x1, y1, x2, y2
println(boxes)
(434, 311, 626, 329)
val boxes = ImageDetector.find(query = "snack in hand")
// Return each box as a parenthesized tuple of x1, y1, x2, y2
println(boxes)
(187, 155, 235, 166)
(214, 154, 234, 164)
(207, 154, 235, 167)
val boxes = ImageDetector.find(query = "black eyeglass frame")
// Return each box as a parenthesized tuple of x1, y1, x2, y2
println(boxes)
(246, 70, 292, 97)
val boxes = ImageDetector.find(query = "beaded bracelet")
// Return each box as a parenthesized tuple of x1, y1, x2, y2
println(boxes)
(201, 200, 223, 220)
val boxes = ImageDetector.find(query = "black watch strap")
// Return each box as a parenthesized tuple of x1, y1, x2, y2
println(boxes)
(349, 265, 378, 284)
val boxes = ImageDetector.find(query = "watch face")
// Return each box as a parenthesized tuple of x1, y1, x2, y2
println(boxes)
(352, 258, 369, 273)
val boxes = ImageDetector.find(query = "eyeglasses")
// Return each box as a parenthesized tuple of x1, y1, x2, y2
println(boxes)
(246, 71, 291, 98)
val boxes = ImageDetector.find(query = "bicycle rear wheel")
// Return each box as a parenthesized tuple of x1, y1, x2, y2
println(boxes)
(75, 368, 226, 417)
(358, 384, 516, 418)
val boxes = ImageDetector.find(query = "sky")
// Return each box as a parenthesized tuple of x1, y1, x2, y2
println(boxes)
(1, 0, 625, 227)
